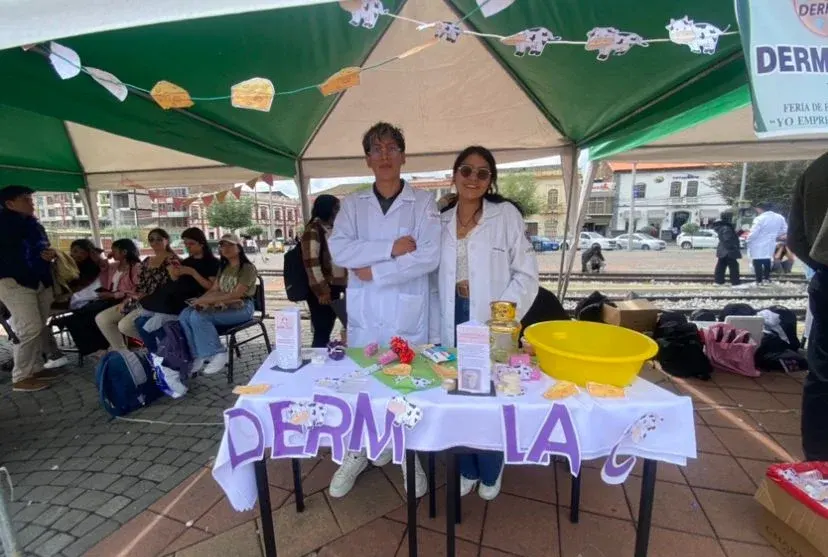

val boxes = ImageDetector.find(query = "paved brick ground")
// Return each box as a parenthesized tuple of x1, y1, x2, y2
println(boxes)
(0, 332, 271, 557)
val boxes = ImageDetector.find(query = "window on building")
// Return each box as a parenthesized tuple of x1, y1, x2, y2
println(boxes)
(685, 180, 698, 197)
(75, 207, 84, 216)
(587, 198, 610, 215)
(46, 196, 55, 204)
(543, 219, 558, 236)
(547, 189, 559, 210)
(47, 209, 57, 217)
(669, 181, 681, 198)
(190, 207, 200, 219)
(259, 207, 268, 220)
(276, 209, 283, 220)
(633, 183, 646, 199)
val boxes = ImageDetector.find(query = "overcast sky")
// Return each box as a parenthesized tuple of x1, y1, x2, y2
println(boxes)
(253, 155, 572, 198)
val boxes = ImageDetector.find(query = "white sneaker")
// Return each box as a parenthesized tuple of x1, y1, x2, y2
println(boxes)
(202, 352, 229, 375)
(43, 356, 68, 370)
(190, 357, 207, 374)
(329, 452, 369, 498)
(478, 466, 504, 501)
(372, 448, 392, 467)
(459, 476, 478, 497)
(401, 455, 427, 498)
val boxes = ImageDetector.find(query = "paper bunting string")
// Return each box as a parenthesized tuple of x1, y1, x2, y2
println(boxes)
(319, 67, 361, 96)
(150, 81, 194, 109)
(231, 186, 243, 200)
(202, 195, 214, 207)
(48, 42, 81, 80)
(585, 27, 649, 61)
(86, 67, 128, 101)
(245, 177, 259, 188)
(261, 174, 274, 186)
(666, 16, 730, 55)
(28, 3, 739, 116)
(231, 77, 275, 112)
(216, 191, 229, 203)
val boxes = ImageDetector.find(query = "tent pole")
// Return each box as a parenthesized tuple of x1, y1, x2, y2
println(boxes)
(627, 163, 638, 250)
(560, 162, 598, 300)
(296, 161, 310, 223)
(80, 185, 101, 247)
(557, 146, 579, 299)
(268, 181, 274, 241)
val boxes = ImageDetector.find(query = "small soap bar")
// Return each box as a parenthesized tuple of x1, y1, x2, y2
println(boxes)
(364, 342, 379, 357)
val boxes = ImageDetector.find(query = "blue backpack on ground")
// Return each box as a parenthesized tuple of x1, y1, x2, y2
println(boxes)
(95, 350, 162, 417)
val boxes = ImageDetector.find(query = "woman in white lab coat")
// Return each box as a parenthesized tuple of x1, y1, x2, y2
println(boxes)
(746, 202, 788, 285)
(437, 145, 539, 500)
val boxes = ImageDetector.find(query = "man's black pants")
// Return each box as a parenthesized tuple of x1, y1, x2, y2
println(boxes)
(753, 259, 771, 283)
(802, 268, 828, 460)
(714, 257, 740, 285)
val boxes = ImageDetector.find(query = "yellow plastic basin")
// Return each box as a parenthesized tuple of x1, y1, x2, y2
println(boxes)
(523, 321, 658, 387)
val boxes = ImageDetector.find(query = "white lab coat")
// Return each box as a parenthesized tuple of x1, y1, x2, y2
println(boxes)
(437, 200, 539, 348)
(746, 210, 788, 260)
(328, 183, 441, 348)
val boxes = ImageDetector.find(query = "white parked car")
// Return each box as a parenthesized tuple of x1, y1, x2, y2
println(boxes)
(578, 232, 617, 251)
(678, 230, 719, 249)
(614, 233, 667, 251)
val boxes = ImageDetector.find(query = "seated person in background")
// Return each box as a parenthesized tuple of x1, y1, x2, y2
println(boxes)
(69, 239, 108, 291)
(95, 228, 179, 350)
(135, 228, 219, 351)
(60, 239, 141, 355)
(772, 241, 795, 274)
(179, 234, 257, 376)
(581, 244, 605, 273)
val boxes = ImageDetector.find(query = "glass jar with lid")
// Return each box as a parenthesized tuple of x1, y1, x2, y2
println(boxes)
(487, 301, 520, 363)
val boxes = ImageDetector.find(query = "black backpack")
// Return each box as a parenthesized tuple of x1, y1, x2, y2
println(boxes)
(689, 309, 718, 322)
(653, 316, 712, 380)
(718, 303, 756, 321)
(283, 242, 310, 302)
(763, 306, 800, 352)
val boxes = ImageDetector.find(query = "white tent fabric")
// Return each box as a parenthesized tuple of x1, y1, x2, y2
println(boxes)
(0, 0, 334, 51)
(610, 106, 828, 163)
(300, 0, 566, 178)
(65, 123, 262, 190)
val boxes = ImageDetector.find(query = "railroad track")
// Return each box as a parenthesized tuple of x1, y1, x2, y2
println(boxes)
(264, 293, 807, 303)
(257, 269, 807, 284)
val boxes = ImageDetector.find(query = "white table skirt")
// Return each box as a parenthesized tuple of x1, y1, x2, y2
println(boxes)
(213, 351, 697, 511)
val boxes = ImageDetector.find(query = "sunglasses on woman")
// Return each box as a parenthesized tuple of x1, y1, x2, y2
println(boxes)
(458, 165, 492, 182)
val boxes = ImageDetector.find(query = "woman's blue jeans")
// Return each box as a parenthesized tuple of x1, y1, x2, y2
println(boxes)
(179, 300, 254, 359)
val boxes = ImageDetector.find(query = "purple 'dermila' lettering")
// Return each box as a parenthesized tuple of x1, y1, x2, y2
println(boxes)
(348, 392, 403, 463)
(269, 401, 307, 458)
(225, 407, 265, 470)
(526, 403, 581, 476)
(304, 394, 353, 463)
(501, 405, 528, 464)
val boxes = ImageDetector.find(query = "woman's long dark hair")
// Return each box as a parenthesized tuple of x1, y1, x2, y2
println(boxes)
(181, 227, 216, 260)
(70, 239, 103, 258)
(111, 239, 141, 265)
(442, 146, 525, 216)
(311, 194, 340, 223)
(148, 228, 175, 253)
(219, 242, 253, 271)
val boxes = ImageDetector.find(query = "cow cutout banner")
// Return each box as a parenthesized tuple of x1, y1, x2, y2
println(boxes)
(225, 392, 664, 486)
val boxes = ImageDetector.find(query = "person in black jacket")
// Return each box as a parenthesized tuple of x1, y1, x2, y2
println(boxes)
(711, 212, 741, 286)
(581, 244, 605, 273)
(0, 185, 67, 392)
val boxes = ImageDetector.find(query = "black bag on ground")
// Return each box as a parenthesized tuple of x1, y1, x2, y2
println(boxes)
(718, 303, 756, 321)
(762, 305, 800, 352)
(653, 314, 712, 380)
(575, 291, 611, 322)
(283, 243, 310, 302)
(755, 332, 808, 372)
(689, 309, 718, 322)
(521, 287, 568, 335)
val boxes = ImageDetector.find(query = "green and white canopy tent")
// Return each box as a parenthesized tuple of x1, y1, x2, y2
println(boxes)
(2, 0, 827, 283)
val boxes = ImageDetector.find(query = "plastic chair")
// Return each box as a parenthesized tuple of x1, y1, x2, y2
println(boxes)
(217, 275, 272, 384)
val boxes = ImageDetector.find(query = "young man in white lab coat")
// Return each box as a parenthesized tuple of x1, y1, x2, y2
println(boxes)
(327, 122, 441, 498)
(745, 202, 788, 285)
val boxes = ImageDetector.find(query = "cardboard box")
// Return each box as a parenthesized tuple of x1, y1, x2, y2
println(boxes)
(755, 477, 828, 557)
(601, 300, 660, 332)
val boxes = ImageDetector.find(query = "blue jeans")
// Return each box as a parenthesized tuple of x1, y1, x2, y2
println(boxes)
(179, 300, 254, 359)
(454, 289, 504, 485)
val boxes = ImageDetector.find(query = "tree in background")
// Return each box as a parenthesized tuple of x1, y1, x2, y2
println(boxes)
(245, 225, 265, 238)
(681, 222, 700, 235)
(498, 173, 541, 216)
(709, 161, 811, 215)
(207, 198, 253, 232)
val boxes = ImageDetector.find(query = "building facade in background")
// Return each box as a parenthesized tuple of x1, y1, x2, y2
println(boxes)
(610, 163, 728, 238)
